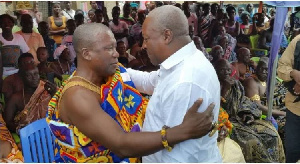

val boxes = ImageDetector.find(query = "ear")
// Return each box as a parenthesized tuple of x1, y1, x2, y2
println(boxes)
(163, 29, 173, 45)
(81, 48, 92, 61)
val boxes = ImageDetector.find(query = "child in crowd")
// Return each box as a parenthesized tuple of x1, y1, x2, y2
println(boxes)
(38, 21, 57, 62)
(37, 47, 62, 81)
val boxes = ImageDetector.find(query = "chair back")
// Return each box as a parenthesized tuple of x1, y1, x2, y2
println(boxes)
(250, 34, 260, 49)
(20, 118, 56, 163)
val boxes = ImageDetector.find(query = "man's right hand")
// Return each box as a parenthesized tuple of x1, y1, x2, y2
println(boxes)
(182, 99, 215, 139)
(291, 70, 300, 84)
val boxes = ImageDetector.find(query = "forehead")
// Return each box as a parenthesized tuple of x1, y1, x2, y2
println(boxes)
(53, 4, 60, 8)
(142, 18, 153, 34)
(93, 31, 115, 46)
(25, 67, 39, 74)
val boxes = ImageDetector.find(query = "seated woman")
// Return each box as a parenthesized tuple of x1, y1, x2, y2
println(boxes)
(0, 114, 23, 163)
(50, 45, 72, 77)
(212, 26, 237, 63)
(3, 65, 57, 133)
(214, 59, 285, 163)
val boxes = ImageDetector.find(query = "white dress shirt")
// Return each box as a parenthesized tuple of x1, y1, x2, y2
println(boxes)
(127, 42, 222, 162)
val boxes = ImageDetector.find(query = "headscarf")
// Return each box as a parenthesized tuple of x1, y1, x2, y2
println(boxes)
(53, 45, 67, 60)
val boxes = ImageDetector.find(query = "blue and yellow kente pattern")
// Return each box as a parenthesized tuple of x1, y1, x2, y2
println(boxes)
(46, 64, 148, 163)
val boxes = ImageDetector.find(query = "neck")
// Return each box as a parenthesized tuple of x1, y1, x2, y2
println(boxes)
(75, 67, 106, 86)
(24, 86, 36, 94)
(54, 13, 59, 17)
(40, 61, 47, 65)
(22, 29, 32, 33)
(113, 18, 118, 24)
(161, 37, 191, 63)
(2, 32, 13, 40)
(59, 58, 68, 64)
(256, 75, 266, 82)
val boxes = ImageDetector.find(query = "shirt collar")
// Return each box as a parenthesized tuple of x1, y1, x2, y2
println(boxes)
(160, 41, 197, 70)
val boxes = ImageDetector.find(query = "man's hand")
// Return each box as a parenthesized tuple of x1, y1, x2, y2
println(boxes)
(44, 81, 58, 97)
(217, 126, 228, 142)
(242, 114, 254, 125)
(293, 83, 300, 95)
(0, 140, 12, 158)
(291, 70, 300, 84)
(182, 99, 215, 139)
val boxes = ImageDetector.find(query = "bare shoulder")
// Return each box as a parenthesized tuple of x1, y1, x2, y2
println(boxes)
(243, 77, 257, 88)
(59, 85, 101, 124)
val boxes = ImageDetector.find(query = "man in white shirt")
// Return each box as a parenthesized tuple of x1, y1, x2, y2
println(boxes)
(127, 5, 222, 162)
(62, 1, 75, 20)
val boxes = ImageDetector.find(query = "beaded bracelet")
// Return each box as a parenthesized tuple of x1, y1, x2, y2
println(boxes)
(161, 125, 173, 152)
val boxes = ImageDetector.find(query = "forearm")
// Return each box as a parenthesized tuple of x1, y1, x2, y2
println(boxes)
(116, 125, 188, 158)
(257, 102, 285, 117)
(127, 68, 157, 95)
(49, 29, 65, 35)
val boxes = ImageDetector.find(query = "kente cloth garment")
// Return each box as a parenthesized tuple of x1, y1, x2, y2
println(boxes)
(14, 80, 52, 133)
(0, 115, 23, 163)
(241, 65, 255, 80)
(221, 80, 285, 163)
(261, 79, 287, 146)
(46, 64, 148, 163)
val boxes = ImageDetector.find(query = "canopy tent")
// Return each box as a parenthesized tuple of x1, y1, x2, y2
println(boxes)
(263, 1, 300, 120)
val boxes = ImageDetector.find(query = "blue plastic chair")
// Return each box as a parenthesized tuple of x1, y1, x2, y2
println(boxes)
(20, 118, 56, 163)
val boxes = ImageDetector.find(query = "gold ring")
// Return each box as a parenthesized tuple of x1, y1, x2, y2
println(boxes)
(209, 122, 219, 137)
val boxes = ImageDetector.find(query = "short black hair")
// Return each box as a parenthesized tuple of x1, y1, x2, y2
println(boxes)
(203, 3, 210, 9)
(226, 6, 236, 14)
(112, 6, 120, 12)
(18, 53, 34, 68)
(37, 47, 47, 56)
(67, 19, 75, 25)
(38, 21, 48, 27)
(74, 13, 84, 20)
(0, 14, 14, 25)
(117, 40, 125, 45)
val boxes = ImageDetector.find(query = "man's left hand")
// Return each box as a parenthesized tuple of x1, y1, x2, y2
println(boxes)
(44, 81, 57, 97)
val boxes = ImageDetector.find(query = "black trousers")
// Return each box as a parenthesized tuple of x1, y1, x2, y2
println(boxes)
(285, 109, 300, 163)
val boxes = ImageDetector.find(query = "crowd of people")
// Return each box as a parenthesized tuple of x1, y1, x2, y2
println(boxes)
(0, 1, 300, 163)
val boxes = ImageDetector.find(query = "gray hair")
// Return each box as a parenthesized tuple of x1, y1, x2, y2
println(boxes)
(147, 5, 189, 37)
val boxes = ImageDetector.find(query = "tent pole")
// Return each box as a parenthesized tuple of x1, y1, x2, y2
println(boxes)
(267, 55, 279, 120)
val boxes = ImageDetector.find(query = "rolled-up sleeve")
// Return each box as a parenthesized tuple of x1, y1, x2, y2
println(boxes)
(126, 68, 158, 95)
(277, 35, 300, 82)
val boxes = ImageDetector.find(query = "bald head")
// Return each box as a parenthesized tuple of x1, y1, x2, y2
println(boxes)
(237, 47, 251, 63)
(73, 23, 111, 55)
(147, 5, 189, 37)
(211, 45, 223, 63)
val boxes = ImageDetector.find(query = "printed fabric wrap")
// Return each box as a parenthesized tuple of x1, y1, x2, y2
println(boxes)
(46, 64, 148, 163)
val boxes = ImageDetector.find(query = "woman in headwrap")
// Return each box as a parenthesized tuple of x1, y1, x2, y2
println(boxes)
(50, 45, 72, 77)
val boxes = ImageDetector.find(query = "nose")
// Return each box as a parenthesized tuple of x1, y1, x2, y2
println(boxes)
(142, 41, 147, 50)
(113, 49, 119, 58)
